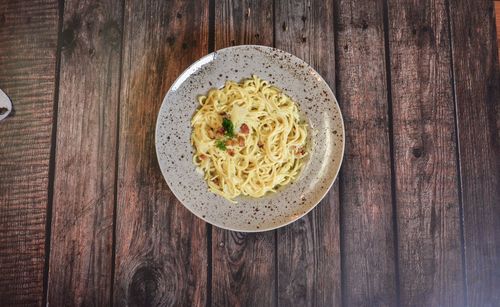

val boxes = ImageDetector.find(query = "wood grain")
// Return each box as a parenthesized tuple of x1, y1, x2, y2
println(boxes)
(449, 0, 500, 305)
(215, 0, 273, 48)
(113, 1, 209, 306)
(496, 1, 499, 59)
(46, 0, 122, 305)
(334, 0, 398, 306)
(274, 1, 341, 306)
(212, 1, 276, 306)
(387, 0, 465, 306)
(0, 1, 59, 305)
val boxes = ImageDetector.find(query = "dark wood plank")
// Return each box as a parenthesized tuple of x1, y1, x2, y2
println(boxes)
(274, 1, 341, 306)
(0, 1, 59, 305)
(113, 1, 209, 306)
(449, 0, 500, 305)
(46, 0, 122, 305)
(496, 2, 500, 60)
(212, 1, 276, 306)
(334, 0, 398, 306)
(215, 0, 273, 48)
(387, 0, 465, 306)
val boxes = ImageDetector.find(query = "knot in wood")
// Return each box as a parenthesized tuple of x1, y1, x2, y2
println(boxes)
(128, 264, 170, 306)
(412, 147, 423, 158)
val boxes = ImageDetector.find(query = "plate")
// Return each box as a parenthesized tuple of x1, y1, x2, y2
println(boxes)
(0, 89, 12, 121)
(155, 45, 344, 232)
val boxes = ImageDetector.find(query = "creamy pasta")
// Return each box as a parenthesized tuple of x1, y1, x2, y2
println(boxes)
(191, 75, 308, 202)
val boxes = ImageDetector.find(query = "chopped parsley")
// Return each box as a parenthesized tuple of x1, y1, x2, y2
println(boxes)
(222, 118, 235, 138)
(215, 139, 227, 150)
(214, 118, 236, 151)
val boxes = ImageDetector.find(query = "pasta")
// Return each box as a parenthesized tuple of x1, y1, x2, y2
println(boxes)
(191, 75, 308, 202)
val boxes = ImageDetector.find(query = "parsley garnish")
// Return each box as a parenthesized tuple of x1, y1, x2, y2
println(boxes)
(214, 118, 235, 151)
(215, 139, 227, 150)
(222, 118, 235, 138)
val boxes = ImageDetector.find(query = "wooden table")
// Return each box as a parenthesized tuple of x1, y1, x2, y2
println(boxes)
(1, 1, 499, 306)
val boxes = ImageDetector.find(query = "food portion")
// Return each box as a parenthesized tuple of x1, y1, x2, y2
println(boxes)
(191, 75, 308, 202)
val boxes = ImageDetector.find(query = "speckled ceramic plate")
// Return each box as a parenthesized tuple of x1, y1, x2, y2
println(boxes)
(155, 45, 344, 232)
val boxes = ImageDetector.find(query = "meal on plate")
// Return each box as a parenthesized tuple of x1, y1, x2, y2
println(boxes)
(191, 75, 309, 202)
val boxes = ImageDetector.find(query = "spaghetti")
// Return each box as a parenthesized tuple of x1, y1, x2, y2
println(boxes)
(191, 75, 308, 202)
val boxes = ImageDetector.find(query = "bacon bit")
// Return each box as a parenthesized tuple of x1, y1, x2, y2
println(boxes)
(199, 154, 206, 160)
(237, 136, 245, 147)
(226, 139, 236, 146)
(240, 123, 249, 134)
(217, 127, 225, 134)
(227, 149, 235, 156)
(296, 147, 305, 155)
